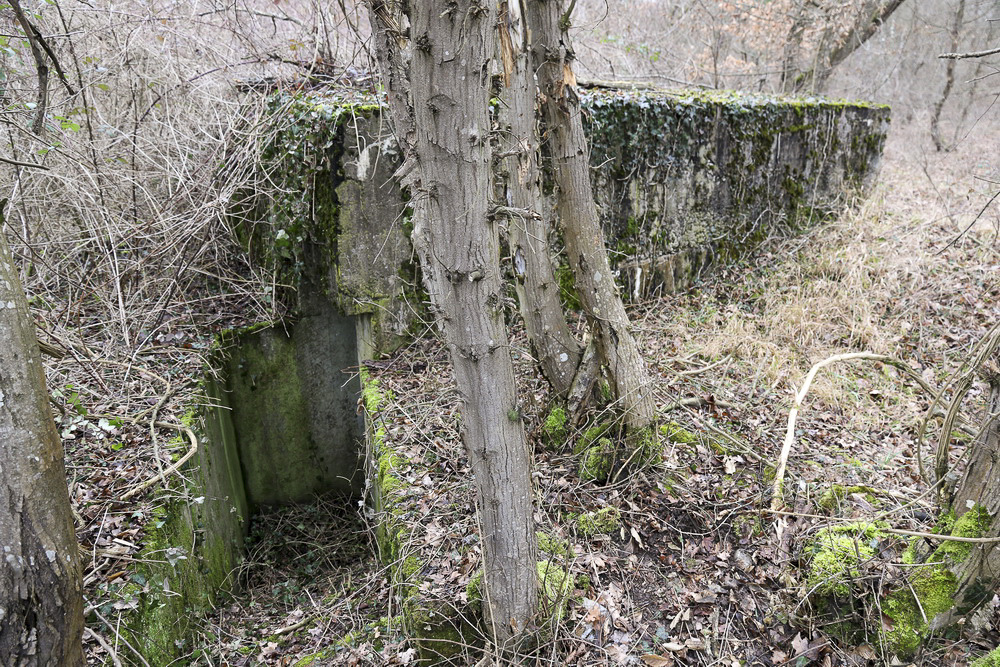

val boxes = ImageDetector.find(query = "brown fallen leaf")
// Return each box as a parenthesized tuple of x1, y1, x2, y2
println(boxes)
(685, 637, 706, 651)
(641, 655, 673, 667)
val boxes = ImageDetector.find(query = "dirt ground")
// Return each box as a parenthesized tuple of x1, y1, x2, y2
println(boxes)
(68, 119, 1000, 665)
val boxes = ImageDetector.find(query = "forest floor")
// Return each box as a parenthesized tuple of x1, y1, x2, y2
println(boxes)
(64, 120, 1000, 666)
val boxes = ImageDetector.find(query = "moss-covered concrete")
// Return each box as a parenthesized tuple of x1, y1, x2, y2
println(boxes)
(234, 90, 413, 355)
(223, 312, 365, 506)
(245, 85, 889, 315)
(362, 370, 476, 663)
(581, 87, 889, 297)
(119, 376, 249, 663)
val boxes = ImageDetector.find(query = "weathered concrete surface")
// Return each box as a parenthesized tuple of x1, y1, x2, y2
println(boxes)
(581, 88, 889, 297)
(234, 96, 413, 355)
(121, 375, 249, 663)
(242, 86, 888, 340)
(222, 309, 366, 506)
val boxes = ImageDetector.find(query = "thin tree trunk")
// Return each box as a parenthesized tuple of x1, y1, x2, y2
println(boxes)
(525, 0, 656, 434)
(497, 0, 583, 398)
(931, 0, 965, 152)
(780, 2, 809, 93)
(366, 0, 538, 645)
(0, 206, 85, 665)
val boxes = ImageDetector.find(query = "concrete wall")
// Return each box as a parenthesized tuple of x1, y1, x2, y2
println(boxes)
(239, 85, 888, 353)
(581, 88, 889, 297)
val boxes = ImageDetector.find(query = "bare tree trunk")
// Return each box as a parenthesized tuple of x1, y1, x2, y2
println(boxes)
(0, 205, 85, 666)
(931, 0, 966, 152)
(366, 0, 538, 646)
(929, 355, 1000, 630)
(497, 0, 582, 398)
(525, 0, 656, 435)
(795, 0, 908, 93)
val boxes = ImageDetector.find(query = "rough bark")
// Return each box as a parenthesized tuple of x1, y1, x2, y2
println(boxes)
(931, 355, 1000, 630)
(497, 0, 583, 398)
(0, 207, 85, 666)
(525, 0, 656, 434)
(366, 0, 538, 645)
(795, 0, 907, 93)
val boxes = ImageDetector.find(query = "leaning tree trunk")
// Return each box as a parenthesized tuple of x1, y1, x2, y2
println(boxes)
(497, 0, 583, 398)
(525, 0, 656, 434)
(928, 354, 1000, 630)
(794, 0, 907, 93)
(780, 3, 809, 93)
(0, 206, 85, 665)
(366, 0, 538, 645)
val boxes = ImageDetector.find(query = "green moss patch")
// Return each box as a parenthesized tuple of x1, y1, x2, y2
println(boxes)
(537, 531, 572, 558)
(537, 561, 575, 624)
(576, 507, 622, 536)
(805, 522, 886, 598)
(817, 485, 876, 515)
(881, 504, 993, 657)
(660, 421, 697, 444)
(972, 647, 1000, 667)
(542, 406, 569, 450)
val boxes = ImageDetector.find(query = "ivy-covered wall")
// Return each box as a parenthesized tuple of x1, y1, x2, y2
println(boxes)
(241, 85, 888, 328)
(580, 88, 889, 297)
(234, 91, 413, 355)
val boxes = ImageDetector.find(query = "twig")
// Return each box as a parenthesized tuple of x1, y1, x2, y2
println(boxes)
(274, 613, 318, 636)
(88, 602, 150, 667)
(662, 395, 736, 411)
(84, 627, 123, 667)
(113, 419, 199, 502)
(771, 352, 933, 511)
(0, 155, 49, 170)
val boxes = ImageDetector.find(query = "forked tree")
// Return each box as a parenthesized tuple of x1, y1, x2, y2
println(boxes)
(0, 203, 85, 665)
(525, 0, 657, 435)
(365, 0, 661, 647)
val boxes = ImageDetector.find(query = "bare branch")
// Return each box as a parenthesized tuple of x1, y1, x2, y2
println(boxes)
(0, 156, 49, 170)
(939, 46, 1000, 60)
(8, 0, 49, 134)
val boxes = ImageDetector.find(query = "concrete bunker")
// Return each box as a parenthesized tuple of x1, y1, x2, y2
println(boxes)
(117, 85, 891, 663)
